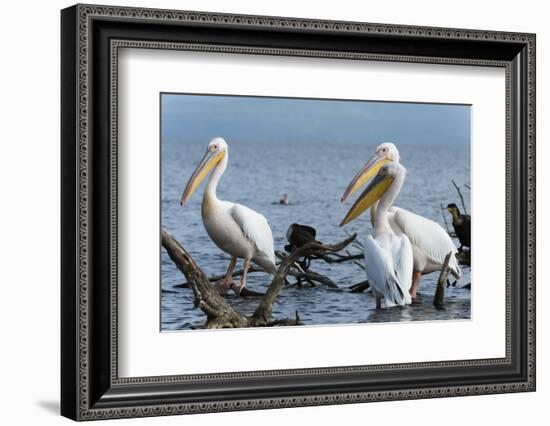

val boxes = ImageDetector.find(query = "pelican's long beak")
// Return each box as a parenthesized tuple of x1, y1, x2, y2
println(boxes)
(340, 154, 391, 203)
(180, 150, 225, 206)
(340, 173, 394, 226)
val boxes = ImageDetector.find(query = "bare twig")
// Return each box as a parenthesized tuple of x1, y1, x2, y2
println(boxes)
(344, 229, 364, 250)
(440, 202, 452, 234)
(313, 252, 364, 263)
(288, 270, 339, 288)
(349, 280, 370, 293)
(452, 179, 468, 215)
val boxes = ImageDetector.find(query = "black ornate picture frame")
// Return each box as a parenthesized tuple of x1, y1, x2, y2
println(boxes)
(61, 4, 536, 421)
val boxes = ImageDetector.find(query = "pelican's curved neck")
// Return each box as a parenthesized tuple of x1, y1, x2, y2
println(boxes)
(204, 151, 228, 203)
(373, 170, 405, 237)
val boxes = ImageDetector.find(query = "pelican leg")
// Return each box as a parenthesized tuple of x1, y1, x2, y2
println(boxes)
(213, 256, 237, 295)
(233, 258, 251, 295)
(372, 289, 383, 309)
(409, 271, 422, 300)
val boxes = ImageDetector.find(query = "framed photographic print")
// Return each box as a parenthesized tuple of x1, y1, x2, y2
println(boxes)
(61, 3, 536, 421)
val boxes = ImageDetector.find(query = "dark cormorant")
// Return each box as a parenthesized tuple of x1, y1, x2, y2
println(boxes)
(446, 203, 471, 251)
(284, 223, 319, 253)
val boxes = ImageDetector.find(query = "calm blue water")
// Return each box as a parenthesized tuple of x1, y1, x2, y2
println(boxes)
(161, 139, 471, 330)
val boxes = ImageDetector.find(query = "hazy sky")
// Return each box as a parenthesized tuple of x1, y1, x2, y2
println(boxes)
(161, 93, 470, 145)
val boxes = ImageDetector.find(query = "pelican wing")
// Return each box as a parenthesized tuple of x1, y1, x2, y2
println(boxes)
(393, 234, 414, 299)
(391, 207, 461, 278)
(364, 235, 410, 307)
(231, 203, 276, 271)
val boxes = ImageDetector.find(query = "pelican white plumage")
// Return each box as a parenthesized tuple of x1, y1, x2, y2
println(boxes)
(340, 162, 413, 308)
(180, 137, 276, 294)
(341, 142, 461, 298)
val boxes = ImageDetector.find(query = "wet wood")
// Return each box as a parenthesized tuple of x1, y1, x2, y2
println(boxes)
(161, 228, 248, 328)
(433, 251, 453, 309)
(162, 227, 356, 328)
(457, 250, 471, 266)
(203, 255, 341, 289)
(250, 234, 357, 326)
(267, 311, 302, 326)
(349, 280, 370, 293)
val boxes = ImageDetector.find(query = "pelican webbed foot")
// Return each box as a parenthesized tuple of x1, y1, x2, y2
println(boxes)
(212, 276, 233, 295)
(232, 258, 251, 296)
(212, 256, 237, 296)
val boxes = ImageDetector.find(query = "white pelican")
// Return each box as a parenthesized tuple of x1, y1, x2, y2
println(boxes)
(180, 137, 277, 294)
(341, 143, 461, 298)
(340, 162, 413, 308)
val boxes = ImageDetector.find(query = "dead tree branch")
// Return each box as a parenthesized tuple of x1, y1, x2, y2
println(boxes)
(433, 252, 452, 309)
(250, 234, 357, 326)
(161, 229, 248, 328)
(440, 202, 452, 234)
(348, 280, 370, 293)
(452, 179, 468, 215)
(313, 252, 364, 263)
(162, 227, 356, 328)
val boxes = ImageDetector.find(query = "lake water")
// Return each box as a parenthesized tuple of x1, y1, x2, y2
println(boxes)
(161, 139, 471, 330)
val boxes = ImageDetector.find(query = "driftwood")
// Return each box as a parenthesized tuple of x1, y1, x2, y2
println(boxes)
(161, 229, 248, 328)
(457, 250, 471, 266)
(348, 280, 370, 293)
(250, 235, 357, 326)
(314, 252, 364, 264)
(197, 254, 344, 289)
(161, 227, 356, 328)
(433, 252, 453, 309)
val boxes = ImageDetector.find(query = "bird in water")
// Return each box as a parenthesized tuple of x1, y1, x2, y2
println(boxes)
(180, 138, 277, 295)
(341, 162, 414, 308)
(341, 142, 461, 299)
(446, 203, 471, 251)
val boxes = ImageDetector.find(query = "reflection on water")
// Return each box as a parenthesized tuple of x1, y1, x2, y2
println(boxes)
(161, 139, 470, 331)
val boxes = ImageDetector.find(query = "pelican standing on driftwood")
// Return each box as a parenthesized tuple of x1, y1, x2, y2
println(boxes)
(180, 138, 277, 294)
(340, 162, 414, 308)
(341, 143, 461, 299)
